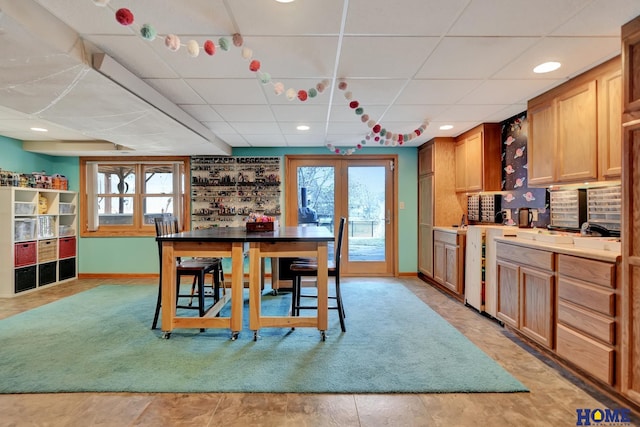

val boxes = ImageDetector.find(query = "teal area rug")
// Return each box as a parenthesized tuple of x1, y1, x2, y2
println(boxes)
(0, 283, 528, 394)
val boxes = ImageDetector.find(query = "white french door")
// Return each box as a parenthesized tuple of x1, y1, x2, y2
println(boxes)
(285, 155, 396, 276)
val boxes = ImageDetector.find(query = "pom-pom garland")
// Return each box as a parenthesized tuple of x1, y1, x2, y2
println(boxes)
(98, 2, 330, 104)
(325, 80, 430, 154)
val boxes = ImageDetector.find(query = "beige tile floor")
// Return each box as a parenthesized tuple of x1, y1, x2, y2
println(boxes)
(0, 276, 638, 427)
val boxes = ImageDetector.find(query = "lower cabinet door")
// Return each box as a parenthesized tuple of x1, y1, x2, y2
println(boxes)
(520, 266, 555, 349)
(496, 259, 519, 328)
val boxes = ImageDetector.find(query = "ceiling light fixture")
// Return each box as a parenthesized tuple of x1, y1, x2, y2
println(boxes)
(30, 127, 48, 132)
(296, 125, 310, 131)
(533, 61, 561, 74)
(275, 0, 295, 3)
(439, 125, 453, 130)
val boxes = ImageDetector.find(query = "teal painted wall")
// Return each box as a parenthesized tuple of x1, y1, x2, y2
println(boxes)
(1, 139, 419, 275)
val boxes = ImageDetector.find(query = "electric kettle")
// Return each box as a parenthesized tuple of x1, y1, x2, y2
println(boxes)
(518, 208, 533, 228)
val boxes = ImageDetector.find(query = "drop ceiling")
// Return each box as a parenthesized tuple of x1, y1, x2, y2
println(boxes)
(0, 0, 639, 156)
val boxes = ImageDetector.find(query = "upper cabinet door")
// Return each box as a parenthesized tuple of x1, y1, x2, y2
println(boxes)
(623, 17, 640, 117)
(464, 132, 483, 192)
(556, 80, 598, 182)
(454, 140, 466, 192)
(528, 99, 557, 186)
(598, 68, 622, 179)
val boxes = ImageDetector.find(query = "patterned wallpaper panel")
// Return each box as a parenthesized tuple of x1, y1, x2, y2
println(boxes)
(500, 112, 550, 227)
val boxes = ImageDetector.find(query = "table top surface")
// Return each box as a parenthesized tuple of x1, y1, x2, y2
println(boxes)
(156, 226, 335, 242)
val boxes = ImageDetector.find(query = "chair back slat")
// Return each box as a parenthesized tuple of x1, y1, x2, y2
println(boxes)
(154, 216, 180, 264)
(334, 217, 346, 275)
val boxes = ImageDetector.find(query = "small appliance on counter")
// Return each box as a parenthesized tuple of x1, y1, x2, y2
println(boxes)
(517, 207, 534, 228)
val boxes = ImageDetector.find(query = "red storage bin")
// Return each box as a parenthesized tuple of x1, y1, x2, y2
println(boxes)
(59, 237, 76, 259)
(14, 241, 37, 267)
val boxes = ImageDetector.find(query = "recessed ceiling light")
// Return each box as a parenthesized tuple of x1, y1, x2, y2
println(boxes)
(439, 125, 453, 130)
(275, 0, 295, 3)
(533, 61, 561, 74)
(296, 125, 310, 131)
(30, 127, 48, 132)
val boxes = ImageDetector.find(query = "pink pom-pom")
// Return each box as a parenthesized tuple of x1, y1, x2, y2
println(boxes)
(357, 144, 363, 149)
(204, 40, 215, 55)
(375, 136, 380, 142)
(316, 82, 325, 93)
(249, 60, 261, 72)
(361, 114, 369, 123)
(338, 81, 347, 90)
(335, 148, 341, 154)
(165, 34, 181, 51)
(232, 33, 244, 47)
(274, 82, 284, 95)
(297, 90, 308, 101)
(115, 8, 134, 26)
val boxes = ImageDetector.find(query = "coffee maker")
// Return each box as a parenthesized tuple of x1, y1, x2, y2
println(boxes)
(518, 207, 534, 228)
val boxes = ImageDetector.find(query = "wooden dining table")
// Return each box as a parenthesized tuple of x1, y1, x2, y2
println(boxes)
(156, 226, 334, 340)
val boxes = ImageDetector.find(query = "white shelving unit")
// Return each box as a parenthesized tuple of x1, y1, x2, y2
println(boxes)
(0, 187, 78, 298)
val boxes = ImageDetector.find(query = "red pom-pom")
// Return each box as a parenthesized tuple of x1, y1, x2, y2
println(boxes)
(398, 134, 404, 141)
(373, 124, 381, 133)
(415, 129, 421, 136)
(335, 148, 341, 154)
(349, 101, 359, 109)
(375, 136, 380, 142)
(115, 8, 134, 25)
(249, 60, 261, 72)
(297, 90, 308, 101)
(357, 144, 363, 149)
(204, 40, 215, 55)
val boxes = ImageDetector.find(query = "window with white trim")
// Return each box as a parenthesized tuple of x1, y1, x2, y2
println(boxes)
(80, 157, 189, 236)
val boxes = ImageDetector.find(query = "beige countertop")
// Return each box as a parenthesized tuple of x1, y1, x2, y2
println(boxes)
(433, 226, 467, 235)
(494, 235, 621, 263)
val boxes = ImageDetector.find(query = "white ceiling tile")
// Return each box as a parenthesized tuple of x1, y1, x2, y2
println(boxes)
(230, 122, 282, 135)
(179, 105, 224, 122)
(213, 105, 276, 123)
(271, 105, 329, 123)
(458, 79, 562, 105)
(185, 79, 267, 104)
(395, 80, 483, 105)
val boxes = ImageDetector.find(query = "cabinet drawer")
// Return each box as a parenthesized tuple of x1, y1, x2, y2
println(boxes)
(38, 239, 58, 263)
(434, 230, 457, 246)
(496, 243, 554, 271)
(557, 300, 615, 344)
(556, 324, 614, 385)
(14, 241, 37, 267)
(557, 254, 615, 288)
(558, 277, 615, 316)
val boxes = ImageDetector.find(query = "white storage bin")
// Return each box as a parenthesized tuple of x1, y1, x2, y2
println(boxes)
(15, 202, 36, 215)
(14, 219, 37, 241)
(59, 203, 75, 214)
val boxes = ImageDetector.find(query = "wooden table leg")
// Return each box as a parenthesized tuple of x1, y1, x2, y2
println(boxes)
(230, 242, 244, 339)
(248, 242, 262, 338)
(316, 242, 329, 333)
(161, 241, 177, 339)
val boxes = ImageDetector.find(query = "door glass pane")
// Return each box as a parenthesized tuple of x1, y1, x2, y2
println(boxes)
(297, 166, 335, 260)
(348, 166, 385, 262)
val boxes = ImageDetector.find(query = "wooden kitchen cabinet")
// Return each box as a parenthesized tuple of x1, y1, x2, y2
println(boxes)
(598, 67, 622, 179)
(556, 254, 618, 386)
(620, 14, 640, 406)
(556, 80, 598, 182)
(433, 229, 465, 300)
(496, 241, 555, 349)
(417, 138, 463, 278)
(527, 56, 621, 186)
(454, 124, 501, 192)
